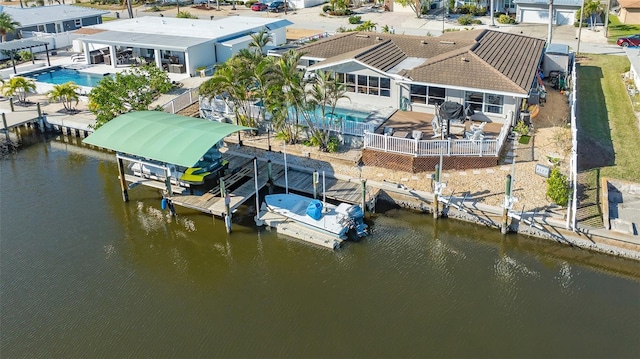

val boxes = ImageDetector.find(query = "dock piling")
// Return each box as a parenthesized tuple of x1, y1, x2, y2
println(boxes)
(313, 170, 319, 199)
(361, 179, 367, 216)
(502, 174, 512, 234)
(433, 164, 440, 219)
(2, 113, 9, 142)
(253, 158, 260, 222)
(117, 158, 129, 202)
(9, 98, 14, 112)
(267, 160, 273, 194)
(220, 178, 232, 233)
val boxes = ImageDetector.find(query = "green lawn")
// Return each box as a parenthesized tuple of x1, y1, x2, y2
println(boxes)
(576, 54, 640, 227)
(606, 15, 640, 43)
(578, 55, 640, 182)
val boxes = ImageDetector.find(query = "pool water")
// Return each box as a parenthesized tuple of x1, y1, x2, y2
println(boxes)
(29, 67, 110, 88)
(289, 107, 370, 123)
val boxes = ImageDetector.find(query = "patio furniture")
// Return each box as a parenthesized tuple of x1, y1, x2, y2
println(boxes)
(468, 130, 484, 144)
(393, 130, 410, 139)
(449, 120, 466, 136)
(431, 118, 442, 138)
(470, 121, 486, 132)
(412, 130, 423, 140)
(384, 126, 395, 136)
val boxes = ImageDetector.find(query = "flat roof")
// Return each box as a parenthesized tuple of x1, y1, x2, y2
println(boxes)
(0, 5, 109, 27)
(79, 30, 212, 51)
(0, 39, 48, 52)
(83, 111, 251, 167)
(86, 16, 292, 41)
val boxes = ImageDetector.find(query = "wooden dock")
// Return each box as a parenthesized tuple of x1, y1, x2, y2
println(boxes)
(273, 168, 379, 206)
(169, 155, 284, 216)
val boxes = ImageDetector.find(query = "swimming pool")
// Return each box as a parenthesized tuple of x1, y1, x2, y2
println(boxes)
(25, 67, 110, 88)
(289, 106, 370, 123)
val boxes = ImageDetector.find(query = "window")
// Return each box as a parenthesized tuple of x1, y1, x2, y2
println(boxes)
(334, 73, 390, 97)
(465, 91, 504, 114)
(380, 78, 391, 97)
(345, 74, 356, 93)
(410, 85, 427, 104)
(428, 87, 445, 105)
(357, 75, 368, 94)
(75, 19, 82, 27)
(503, 0, 515, 9)
(37, 25, 45, 32)
(486, 94, 504, 114)
(465, 91, 484, 112)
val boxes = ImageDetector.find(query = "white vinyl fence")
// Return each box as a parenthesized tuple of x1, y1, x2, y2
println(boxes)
(363, 120, 511, 157)
(162, 88, 199, 114)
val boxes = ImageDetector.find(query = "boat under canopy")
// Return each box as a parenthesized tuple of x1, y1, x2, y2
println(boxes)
(83, 111, 252, 167)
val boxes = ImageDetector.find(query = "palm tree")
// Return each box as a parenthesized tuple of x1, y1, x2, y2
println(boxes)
(248, 29, 272, 57)
(0, 13, 21, 43)
(271, 50, 305, 144)
(304, 70, 350, 151)
(47, 82, 80, 112)
(1, 76, 36, 103)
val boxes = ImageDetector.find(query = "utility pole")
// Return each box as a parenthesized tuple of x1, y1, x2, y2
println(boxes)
(547, 0, 554, 45)
(490, 0, 495, 26)
(577, 0, 585, 55)
(603, 0, 610, 38)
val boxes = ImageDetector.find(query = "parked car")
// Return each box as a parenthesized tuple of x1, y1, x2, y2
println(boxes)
(617, 34, 640, 47)
(251, 2, 268, 11)
(268, 1, 285, 12)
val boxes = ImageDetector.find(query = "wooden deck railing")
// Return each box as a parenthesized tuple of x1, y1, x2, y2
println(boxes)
(364, 120, 511, 157)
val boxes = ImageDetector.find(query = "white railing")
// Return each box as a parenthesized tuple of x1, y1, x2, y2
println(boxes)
(199, 96, 375, 136)
(363, 121, 510, 157)
(163, 88, 199, 114)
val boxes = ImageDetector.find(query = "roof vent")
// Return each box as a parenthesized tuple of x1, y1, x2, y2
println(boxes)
(461, 57, 468, 62)
(421, 40, 427, 44)
(440, 41, 455, 45)
(376, 36, 382, 41)
(355, 34, 370, 38)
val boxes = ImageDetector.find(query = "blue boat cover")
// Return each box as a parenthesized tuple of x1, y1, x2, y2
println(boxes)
(306, 200, 323, 220)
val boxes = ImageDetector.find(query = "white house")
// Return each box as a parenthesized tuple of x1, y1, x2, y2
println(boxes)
(75, 16, 291, 77)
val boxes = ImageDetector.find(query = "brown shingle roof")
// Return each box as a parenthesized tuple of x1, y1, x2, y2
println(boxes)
(299, 29, 545, 95)
(354, 40, 406, 72)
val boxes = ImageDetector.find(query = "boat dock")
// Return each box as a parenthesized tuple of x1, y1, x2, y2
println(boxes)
(169, 154, 285, 216)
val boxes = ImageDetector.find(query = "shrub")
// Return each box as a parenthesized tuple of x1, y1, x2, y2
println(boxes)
(498, 14, 516, 24)
(471, 19, 482, 25)
(176, 11, 198, 19)
(546, 167, 570, 206)
(473, 6, 487, 16)
(18, 50, 33, 62)
(245, 0, 257, 6)
(327, 136, 339, 153)
(348, 15, 361, 24)
(458, 14, 474, 25)
(322, 4, 332, 13)
(514, 120, 529, 136)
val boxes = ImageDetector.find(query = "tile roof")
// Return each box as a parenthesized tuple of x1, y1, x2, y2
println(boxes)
(300, 29, 545, 95)
(618, 0, 640, 8)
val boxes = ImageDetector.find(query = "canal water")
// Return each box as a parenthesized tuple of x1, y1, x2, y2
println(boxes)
(2, 134, 639, 358)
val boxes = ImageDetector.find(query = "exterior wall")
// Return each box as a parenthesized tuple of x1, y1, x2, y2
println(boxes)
(517, 4, 579, 25)
(188, 42, 216, 76)
(82, 16, 103, 27)
(620, 8, 640, 24)
(399, 84, 519, 124)
(216, 45, 234, 64)
(270, 27, 288, 46)
(290, 0, 325, 9)
(362, 149, 499, 172)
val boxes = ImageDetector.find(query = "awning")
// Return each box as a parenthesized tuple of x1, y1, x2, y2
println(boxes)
(83, 111, 251, 167)
(0, 39, 48, 52)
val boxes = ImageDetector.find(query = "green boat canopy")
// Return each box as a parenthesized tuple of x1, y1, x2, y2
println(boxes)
(83, 111, 251, 167)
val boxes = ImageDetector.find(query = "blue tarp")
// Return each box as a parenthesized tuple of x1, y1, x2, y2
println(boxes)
(306, 200, 323, 220)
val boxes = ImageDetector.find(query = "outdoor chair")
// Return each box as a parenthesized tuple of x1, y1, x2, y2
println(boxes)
(412, 130, 423, 140)
(468, 130, 484, 144)
(431, 118, 441, 138)
(384, 126, 395, 136)
(470, 121, 486, 132)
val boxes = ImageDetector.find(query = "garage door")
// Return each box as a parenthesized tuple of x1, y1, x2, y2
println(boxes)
(556, 11, 574, 25)
(521, 9, 550, 24)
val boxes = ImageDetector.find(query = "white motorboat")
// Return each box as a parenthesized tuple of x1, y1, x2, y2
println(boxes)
(262, 193, 368, 242)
